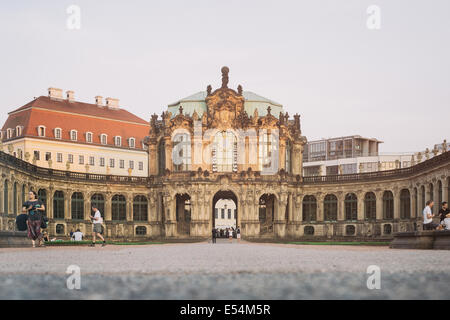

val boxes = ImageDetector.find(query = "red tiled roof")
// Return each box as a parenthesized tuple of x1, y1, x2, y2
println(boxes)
(2, 97, 150, 150)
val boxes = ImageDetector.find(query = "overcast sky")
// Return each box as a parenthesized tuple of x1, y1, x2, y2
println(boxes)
(0, 0, 448, 153)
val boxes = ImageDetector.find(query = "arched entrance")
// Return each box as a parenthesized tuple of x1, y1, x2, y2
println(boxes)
(176, 193, 191, 236)
(212, 190, 238, 238)
(259, 194, 276, 234)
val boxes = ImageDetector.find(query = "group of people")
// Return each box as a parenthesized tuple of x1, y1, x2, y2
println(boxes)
(423, 201, 450, 230)
(211, 226, 241, 243)
(19, 190, 107, 247)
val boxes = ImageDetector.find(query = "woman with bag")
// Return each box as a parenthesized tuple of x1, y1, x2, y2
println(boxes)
(22, 190, 46, 248)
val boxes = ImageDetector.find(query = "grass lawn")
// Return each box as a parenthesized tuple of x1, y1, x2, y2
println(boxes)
(287, 241, 390, 246)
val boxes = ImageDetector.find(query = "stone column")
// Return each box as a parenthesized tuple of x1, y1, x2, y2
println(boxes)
(105, 194, 112, 222)
(274, 193, 287, 238)
(357, 191, 364, 221)
(127, 194, 133, 222)
(64, 190, 72, 220)
(443, 179, 449, 207)
(84, 192, 92, 221)
(410, 188, 416, 219)
(317, 194, 324, 222)
(337, 192, 345, 221)
(433, 182, 440, 214)
(375, 191, 383, 221)
(291, 141, 303, 176)
(295, 194, 303, 222)
(393, 189, 401, 220)
(148, 140, 158, 175)
(47, 188, 54, 219)
(279, 140, 286, 171)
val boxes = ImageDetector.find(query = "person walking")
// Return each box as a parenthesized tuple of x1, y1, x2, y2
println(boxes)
(236, 226, 241, 243)
(89, 206, 106, 247)
(22, 191, 46, 248)
(212, 228, 217, 244)
(423, 200, 438, 230)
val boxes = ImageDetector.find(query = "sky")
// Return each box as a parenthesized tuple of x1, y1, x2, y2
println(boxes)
(0, 0, 449, 153)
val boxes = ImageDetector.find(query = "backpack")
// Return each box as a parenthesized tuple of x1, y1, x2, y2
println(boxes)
(16, 214, 28, 231)
(40, 216, 49, 229)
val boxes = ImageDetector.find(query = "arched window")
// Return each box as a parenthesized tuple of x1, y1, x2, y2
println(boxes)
(173, 133, 191, 172)
(129, 137, 136, 148)
(38, 189, 47, 212)
(364, 192, 376, 221)
(13, 182, 18, 215)
(91, 194, 105, 218)
(54, 128, 62, 139)
(259, 130, 276, 172)
(414, 188, 418, 217)
(3, 180, 8, 214)
(345, 193, 358, 221)
(383, 191, 394, 220)
(158, 139, 166, 175)
(112, 195, 126, 221)
(71, 192, 84, 220)
(133, 195, 148, 221)
(302, 195, 317, 222)
(438, 180, 443, 207)
(101, 134, 108, 145)
(53, 191, 65, 219)
(400, 189, 411, 219)
(324, 194, 338, 221)
(70, 130, 78, 141)
(213, 131, 237, 172)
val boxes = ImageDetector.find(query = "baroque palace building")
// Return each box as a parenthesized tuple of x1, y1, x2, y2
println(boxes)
(0, 67, 449, 240)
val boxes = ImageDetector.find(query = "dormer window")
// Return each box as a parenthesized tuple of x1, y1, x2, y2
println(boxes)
(54, 128, 62, 139)
(114, 136, 122, 147)
(86, 132, 93, 143)
(129, 137, 136, 148)
(7, 128, 13, 139)
(100, 134, 108, 145)
(15, 126, 22, 137)
(37, 126, 46, 137)
(70, 130, 78, 141)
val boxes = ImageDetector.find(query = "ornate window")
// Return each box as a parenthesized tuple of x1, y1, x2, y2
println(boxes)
(259, 131, 277, 172)
(112, 194, 127, 221)
(136, 226, 147, 236)
(383, 191, 394, 220)
(344, 193, 357, 221)
(91, 194, 105, 218)
(364, 192, 376, 220)
(324, 194, 338, 221)
(304, 226, 315, 235)
(213, 131, 236, 172)
(53, 191, 65, 219)
(173, 133, 191, 172)
(56, 224, 65, 235)
(400, 189, 411, 219)
(71, 192, 84, 220)
(133, 195, 148, 221)
(302, 195, 317, 222)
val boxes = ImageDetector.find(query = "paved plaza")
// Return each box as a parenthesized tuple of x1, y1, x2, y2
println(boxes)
(1, 240, 449, 299)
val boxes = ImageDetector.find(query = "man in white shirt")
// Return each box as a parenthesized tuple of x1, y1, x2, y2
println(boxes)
(423, 201, 437, 230)
(89, 206, 106, 247)
(73, 229, 84, 241)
